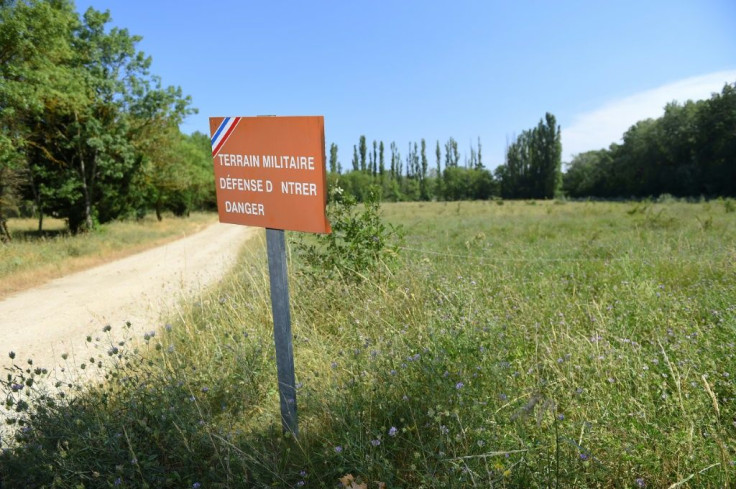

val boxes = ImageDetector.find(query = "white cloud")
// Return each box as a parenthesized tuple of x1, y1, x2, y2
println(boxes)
(561, 70, 736, 160)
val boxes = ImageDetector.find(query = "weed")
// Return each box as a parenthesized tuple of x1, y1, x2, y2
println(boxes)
(295, 186, 403, 282)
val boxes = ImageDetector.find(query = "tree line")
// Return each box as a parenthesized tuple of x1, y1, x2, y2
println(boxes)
(326, 113, 563, 203)
(0, 0, 214, 240)
(329, 84, 735, 204)
(563, 83, 735, 199)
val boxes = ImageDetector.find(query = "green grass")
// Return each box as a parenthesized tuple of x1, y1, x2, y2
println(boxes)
(0, 213, 216, 298)
(2, 200, 734, 488)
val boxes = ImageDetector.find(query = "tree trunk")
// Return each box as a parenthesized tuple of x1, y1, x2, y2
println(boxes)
(78, 153, 92, 231)
(0, 168, 12, 242)
(155, 197, 163, 221)
(0, 216, 10, 243)
(27, 166, 44, 233)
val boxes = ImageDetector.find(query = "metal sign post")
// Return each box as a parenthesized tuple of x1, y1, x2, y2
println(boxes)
(265, 228, 298, 436)
(209, 115, 331, 438)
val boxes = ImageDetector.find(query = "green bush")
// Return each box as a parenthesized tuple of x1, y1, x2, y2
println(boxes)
(295, 186, 403, 281)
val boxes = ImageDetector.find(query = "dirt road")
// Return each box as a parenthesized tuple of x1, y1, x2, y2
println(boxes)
(0, 222, 258, 375)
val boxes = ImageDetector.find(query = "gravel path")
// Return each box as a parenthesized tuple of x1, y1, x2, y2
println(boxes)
(0, 222, 258, 375)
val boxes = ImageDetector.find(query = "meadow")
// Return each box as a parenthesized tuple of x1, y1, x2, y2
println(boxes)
(1, 199, 734, 488)
(0, 213, 216, 298)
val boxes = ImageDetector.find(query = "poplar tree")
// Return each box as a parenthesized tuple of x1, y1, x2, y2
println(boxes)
(368, 144, 374, 175)
(496, 112, 561, 199)
(435, 140, 442, 199)
(329, 143, 338, 173)
(359, 135, 367, 172)
(379, 141, 385, 179)
(477, 137, 483, 169)
(372, 140, 378, 176)
(445, 137, 459, 168)
(420, 139, 429, 200)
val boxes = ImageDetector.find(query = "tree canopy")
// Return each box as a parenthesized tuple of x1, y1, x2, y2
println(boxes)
(0, 0, 212, 236)
(495, 113, 562, 199)
(563, 83, 736, 199)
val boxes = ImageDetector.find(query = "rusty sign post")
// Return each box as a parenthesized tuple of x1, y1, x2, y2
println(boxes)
(209, 116, 331, 436)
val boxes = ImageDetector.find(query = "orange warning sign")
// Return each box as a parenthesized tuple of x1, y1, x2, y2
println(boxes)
(209, 116, 331, 234)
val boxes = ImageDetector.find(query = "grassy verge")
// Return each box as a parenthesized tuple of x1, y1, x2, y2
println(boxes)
(1, 200, 734, 488)
(0, 213, 217, 299)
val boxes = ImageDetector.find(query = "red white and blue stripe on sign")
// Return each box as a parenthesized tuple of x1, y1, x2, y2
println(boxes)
(211, 117, 242, 156)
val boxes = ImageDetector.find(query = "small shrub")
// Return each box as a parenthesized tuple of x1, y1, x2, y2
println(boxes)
(295, 186, 403, 281)
(723, 198, 735, 213)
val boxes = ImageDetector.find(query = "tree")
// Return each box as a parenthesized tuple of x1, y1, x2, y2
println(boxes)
(694, 83, 735, 196)
(0, 0, 81, 234)
(435, 140, 442, 199)
(390, 142, 399, 179)
(496, 113, 561, 199)
(359, 135, 367, 172)
(535, 112, 562, 198)
(420, 139, 429, 200)
(352, 145, 359, 172)
(379, 141, 385, 180)
(329, 143, 338, 174)
(560, 84, 735, 199)
(562, 150, 613, 198)
(62, 8, 191, 231)
(4, 4, 193, 232)
(444, 137, 459, 168)
(371, 140, 378, 176)
(141, 128, 213, 220)
(477, 137, 483, 169)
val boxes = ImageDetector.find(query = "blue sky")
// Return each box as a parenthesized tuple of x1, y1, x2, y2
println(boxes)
(75, 1, 736, 170)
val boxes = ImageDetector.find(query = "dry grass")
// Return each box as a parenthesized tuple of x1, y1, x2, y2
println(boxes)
(0, 213, 217, 299)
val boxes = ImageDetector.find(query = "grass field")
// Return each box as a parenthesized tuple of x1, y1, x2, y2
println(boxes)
(1, 200, 734, 488)
(0, 213, 217, 299)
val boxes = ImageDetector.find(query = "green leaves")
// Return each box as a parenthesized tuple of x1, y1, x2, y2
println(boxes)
(296, 186, 403, 282)
(0, 0, 198, 233)
(562, 83, 736, 199)
(496, 112, 562, 199)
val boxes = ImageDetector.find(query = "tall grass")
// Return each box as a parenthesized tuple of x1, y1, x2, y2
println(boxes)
(1, 200, 734, 488)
